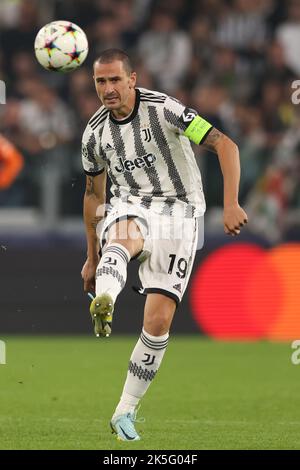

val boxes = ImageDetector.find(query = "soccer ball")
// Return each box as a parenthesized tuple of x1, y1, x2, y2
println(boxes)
(34, 20, 88, 72)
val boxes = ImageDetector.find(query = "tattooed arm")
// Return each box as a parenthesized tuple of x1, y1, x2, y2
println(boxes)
(81, 171, 107, 292)
(202, 128, 248, 236)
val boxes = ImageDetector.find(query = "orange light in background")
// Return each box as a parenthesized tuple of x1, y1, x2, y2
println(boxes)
(266, 244, 300, 341)
(189, 243, 300, 341)
(246, 250, 282, 338)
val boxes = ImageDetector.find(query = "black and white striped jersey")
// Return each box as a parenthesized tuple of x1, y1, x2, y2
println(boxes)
(82, 87, 213, 218)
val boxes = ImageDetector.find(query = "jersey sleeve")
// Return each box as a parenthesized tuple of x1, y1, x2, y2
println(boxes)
(163, 96, 213, 145)
(82, 124, 105, 176)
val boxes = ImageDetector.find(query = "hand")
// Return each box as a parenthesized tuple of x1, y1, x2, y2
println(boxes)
(81, 257, 99, 293)
(223, 204, 248, 236)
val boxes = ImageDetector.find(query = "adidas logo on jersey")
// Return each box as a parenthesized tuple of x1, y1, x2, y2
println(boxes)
(114, 153, 156, 174)
(173, 283, 182, 293)
(104, 143, 114, 150)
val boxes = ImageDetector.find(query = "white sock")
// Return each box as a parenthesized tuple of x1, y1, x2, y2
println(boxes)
(96, 243, 130, 302)
(112, 328, 169, 419)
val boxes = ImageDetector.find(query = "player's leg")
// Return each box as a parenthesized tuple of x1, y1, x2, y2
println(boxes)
(143, 293, 176, 335)
(110, 216, 199, 439)
(110, 292, 176, 441)
(90, 218, 144, 337)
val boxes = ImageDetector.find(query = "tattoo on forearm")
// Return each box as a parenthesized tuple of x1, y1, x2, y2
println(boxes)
(86, 176, 94, 196)
(202, 128, 223, 153)
(91, 216, 103, 230)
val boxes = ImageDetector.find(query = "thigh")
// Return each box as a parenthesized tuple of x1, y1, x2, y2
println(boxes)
(99, 203, 148, 256)
(106, 218, 144, 258)
(100, 202, 148, 258)
(139, 216, 199, 305)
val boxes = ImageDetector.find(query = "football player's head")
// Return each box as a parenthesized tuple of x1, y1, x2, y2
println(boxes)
(93, 49, 136, 112)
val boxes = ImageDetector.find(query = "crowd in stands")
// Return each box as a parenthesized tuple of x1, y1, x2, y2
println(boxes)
(0, 0, 299, 241)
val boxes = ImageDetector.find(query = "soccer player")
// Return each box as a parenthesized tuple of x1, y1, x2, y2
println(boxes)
(81, 49, 248, 441)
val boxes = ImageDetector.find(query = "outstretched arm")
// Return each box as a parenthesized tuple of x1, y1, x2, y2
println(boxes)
(202, 128, 248, 235)
(81, 171, 107, 291)
(160, 97, 247, 234)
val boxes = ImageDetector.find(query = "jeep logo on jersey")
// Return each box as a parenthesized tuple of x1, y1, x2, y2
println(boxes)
(114, 153, 157, 173)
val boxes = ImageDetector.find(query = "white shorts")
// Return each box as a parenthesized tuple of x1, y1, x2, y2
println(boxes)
(99, 202, 199, 306)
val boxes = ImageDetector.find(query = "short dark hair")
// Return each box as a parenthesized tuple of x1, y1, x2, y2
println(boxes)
(93, 49, 133, 75)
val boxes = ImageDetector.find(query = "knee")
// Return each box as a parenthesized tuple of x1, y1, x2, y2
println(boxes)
(144, 293, 176, 336)
(144, 300, 175, 336)
(107, 239, 142, 259)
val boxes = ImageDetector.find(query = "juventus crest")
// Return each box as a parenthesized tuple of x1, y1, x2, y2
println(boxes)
(142, 128, 152, 142)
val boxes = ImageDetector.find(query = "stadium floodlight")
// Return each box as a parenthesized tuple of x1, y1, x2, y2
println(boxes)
(0, 80, 6, 104)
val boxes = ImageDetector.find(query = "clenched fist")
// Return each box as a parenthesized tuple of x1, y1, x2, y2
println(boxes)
(223, 203, 248, 236)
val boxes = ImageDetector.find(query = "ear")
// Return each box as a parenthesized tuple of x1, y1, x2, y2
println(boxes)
(129, 71, 137, 89)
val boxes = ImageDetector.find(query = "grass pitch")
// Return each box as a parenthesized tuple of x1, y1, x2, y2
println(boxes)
(0, 336, 299, 450)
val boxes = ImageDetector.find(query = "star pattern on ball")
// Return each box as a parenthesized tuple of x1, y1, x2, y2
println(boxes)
(67, 49, 82, 62)
(65, 24, 78, 35)
(34, 21, 88, 72)
(44, 39, 59, 57)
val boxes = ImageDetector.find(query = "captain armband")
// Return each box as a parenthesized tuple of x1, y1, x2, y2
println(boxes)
(181, 109, 213, 145)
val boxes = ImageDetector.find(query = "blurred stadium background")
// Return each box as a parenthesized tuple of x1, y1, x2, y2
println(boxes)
(1, 0, 300, 338)
(1, 0, 300, 450)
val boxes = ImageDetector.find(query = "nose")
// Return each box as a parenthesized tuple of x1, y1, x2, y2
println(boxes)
(104, 82, 114, 95)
